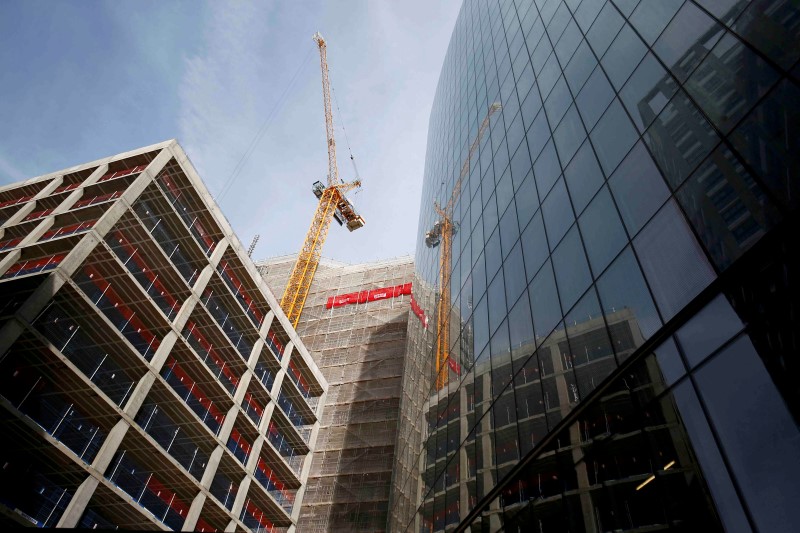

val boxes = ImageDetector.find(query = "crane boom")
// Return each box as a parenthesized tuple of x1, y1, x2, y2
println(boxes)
(314, 32, 340, 187)
(428, 103, 501, 390)
(280, 32, 365, 328)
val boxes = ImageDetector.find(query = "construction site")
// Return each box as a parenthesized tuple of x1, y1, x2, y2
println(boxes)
(257, 255, 414, 532)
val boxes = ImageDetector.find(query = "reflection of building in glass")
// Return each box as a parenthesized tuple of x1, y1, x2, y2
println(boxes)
(392, 0, 800, 531)
(0, 141, 326, 531)
(258, 256, 414, 532)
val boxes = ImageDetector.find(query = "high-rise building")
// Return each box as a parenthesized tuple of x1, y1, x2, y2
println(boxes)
(392, 0, 800, 531)
(258, 255, 415, 532)
(0, 140, 327, 532)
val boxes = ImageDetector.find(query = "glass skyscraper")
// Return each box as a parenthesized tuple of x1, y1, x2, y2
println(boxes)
(391, 0, 799, 531)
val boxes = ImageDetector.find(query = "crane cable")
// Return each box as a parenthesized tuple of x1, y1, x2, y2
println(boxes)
(330, 83, 360, 184)
(217, 45, 315, 202)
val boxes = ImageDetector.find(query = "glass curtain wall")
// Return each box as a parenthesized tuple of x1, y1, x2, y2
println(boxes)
(392, 0, 800, 531)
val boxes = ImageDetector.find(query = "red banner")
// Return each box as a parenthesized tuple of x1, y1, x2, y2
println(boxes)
(410, 294, 429, 329)
(326, 282, 412, 309)
(447, 356, 462, 375)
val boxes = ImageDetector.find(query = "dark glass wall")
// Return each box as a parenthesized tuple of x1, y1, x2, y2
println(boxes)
(391, 0, 800, 531)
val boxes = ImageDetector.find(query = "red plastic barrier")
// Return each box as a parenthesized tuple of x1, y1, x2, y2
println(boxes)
(83, 265, 161, 351)
(184, 321, 240, 389)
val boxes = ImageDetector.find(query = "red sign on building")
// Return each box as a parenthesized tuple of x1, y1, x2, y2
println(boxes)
(325, 283, 412, 309)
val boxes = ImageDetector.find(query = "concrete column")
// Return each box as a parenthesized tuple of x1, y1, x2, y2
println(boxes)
(224, 519, 238, 532)
(281, 342, 294, 371)
(0, 317, 25, 359)
(233, 371, 253, 405)
(51, 188, 84, 215)
(123, 373, 156, 419)
(229, 476, 251, 525)
(192, 265, 217, 298)
(245, 435, 265, 474)
(54, 475, 100, 528)
(257, 403, 276, 434)
(181, 492, 207, 531)
(258, 310, 275, 338)
(218, 404, 239, 444)
(2, 201, 36, 227)
(18, 217, 54, 247)
(207, 237, 229, 268)
(92, 418, 130, 474)
(200, 447, 225, 489)
(172, 294, 198, 333)
(246, 338, 265, 369)
(271, 369, 286, 399)
(149, 331, 178, 373)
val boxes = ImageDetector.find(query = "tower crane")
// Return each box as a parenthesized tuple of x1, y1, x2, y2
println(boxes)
(280, 32, 365, 328)
(426, 103, 501, 390)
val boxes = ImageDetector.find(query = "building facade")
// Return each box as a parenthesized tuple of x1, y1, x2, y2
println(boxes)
(0, 141, 327, 531)
(258, 255, 415, 532)
(392, 0, 800, 531)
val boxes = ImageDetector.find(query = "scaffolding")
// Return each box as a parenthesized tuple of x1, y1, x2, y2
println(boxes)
(257, 255, 414, 533)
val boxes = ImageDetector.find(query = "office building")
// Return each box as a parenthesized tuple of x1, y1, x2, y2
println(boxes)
(0, 140, 326, 531)
(391, 0, 800, 531)
(258, 255, 415, 532)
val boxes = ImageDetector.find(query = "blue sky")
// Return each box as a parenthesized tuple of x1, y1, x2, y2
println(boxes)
(0, 0, 461, 263)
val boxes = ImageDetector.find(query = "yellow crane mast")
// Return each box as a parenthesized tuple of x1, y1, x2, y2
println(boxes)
(426, 103, 501, 390)
(280, 32, 365, 327)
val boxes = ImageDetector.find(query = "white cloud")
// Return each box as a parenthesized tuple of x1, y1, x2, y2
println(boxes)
(0, 152, 27, 183)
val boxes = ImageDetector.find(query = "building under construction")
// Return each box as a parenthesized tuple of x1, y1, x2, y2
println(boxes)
(0, 140, 327, 531)
(257, 255, 414, 532)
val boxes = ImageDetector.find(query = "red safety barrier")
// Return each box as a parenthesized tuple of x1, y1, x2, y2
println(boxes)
(40, 220, 96, 241)
(243, 392, 264, 419)
(23, 208, 54, 222)
(2, 253, 66, 278)
(218, 259, 265, 324)
(325, 282, 412, 309)
(194, 517, 218, 532)
(256, 457, 294, 504)
(0, 236, 22, 250)
(145, 476, 191, 519)
(184, 321, 241, 389)
(83, 265, 161, 352)
(112, 231, 181, 315)
(0, 194, 35, 209)
(53, 182, 81, 194)
(287, 360, 310, 396)
(160, 173, 217, 253)
(228, 428, 252, 458)
(243, 500, 276, 533)
(99, 164, 147, 182)
(164, 357, 225, 427)
(72, 190, 122, 209)
(266, 330, 284, 358)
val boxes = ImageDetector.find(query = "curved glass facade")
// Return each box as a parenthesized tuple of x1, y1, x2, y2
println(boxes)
(391, 0, 800, 531)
